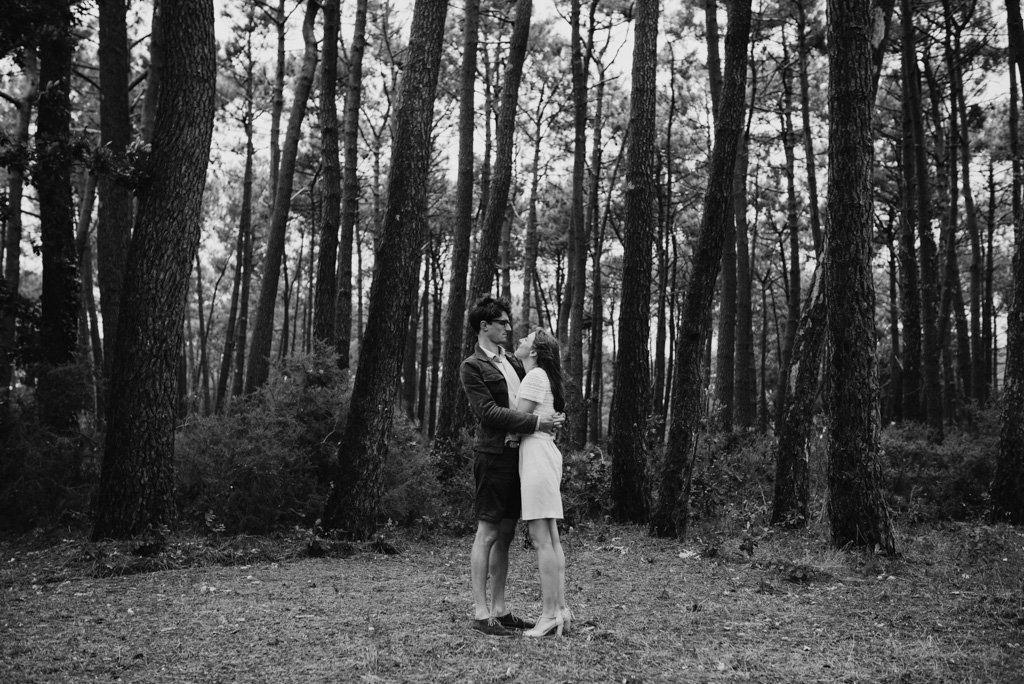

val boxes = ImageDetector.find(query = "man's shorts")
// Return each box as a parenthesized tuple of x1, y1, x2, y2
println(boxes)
(473, 446, 522, 523)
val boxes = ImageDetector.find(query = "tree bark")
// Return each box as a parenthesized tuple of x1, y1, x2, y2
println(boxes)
(97, 0, 134, 386)
(321, 0, 449, 537)
(464, 0, 532, 348)
(0, 51, 37, 417)
(775, 38, 801, 430)
(711, 0, 737, 432)
(564, 0, 589, 449)
(903, 0, 944, 439)
(313, 0, 341, 350)
(733, 77, 756, 429)
(898, 53, 922, 420)
(649, 0, 751, 538)
(771, 275, 823, 527)
(141, 0, 164, 141)
(215, 43, 253, 412)
(245, 0, 319, 393)
(824, 0, 896, 552)
(37, 3, 80, 410)
(335, 0, 368, 370)
(992, 0, 1024, 522)
(432, 0, 480, 478)
(609, 0, 659, 524)
(92, 0, 215, 539)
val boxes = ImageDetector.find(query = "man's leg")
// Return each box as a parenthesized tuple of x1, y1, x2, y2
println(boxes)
(488, 517, 516, 617)
(470, 520, 501, 620)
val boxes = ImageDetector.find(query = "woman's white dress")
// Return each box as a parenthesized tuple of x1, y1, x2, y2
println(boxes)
(518, 368, 563, 520)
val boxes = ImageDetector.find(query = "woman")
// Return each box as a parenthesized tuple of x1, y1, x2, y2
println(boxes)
(514, 328, 571, 638)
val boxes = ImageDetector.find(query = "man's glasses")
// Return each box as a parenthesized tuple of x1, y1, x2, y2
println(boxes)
(488, 319, 512, 328)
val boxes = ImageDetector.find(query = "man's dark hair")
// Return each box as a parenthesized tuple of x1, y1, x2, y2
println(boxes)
(468, 296, 512, 334)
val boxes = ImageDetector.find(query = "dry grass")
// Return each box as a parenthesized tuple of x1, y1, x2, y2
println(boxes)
(2, 521, 1023, 683)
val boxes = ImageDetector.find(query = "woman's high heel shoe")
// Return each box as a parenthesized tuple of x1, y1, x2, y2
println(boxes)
(524, 614, 563, 638)
(560, 607, 573, 636)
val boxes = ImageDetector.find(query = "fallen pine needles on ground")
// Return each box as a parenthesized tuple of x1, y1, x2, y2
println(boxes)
(2, 521, 1022, 683)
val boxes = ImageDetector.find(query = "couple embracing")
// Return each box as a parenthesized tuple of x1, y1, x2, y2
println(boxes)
(460, 296, 571, 638)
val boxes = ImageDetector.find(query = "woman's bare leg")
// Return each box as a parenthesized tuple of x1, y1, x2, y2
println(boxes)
(528, 519, 559, 618)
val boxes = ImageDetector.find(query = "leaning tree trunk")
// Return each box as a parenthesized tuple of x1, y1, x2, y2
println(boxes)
(312, 0, 341, 349)
(465, 0, 531, 323)
(36, 4, 81, 429)
(97, 0, 134, 385)
(245, 0, 319, 393)
(609, 0, 658, 524)
(321, 0, 450, 538)
(649, 0, 751, 539)
(823, 0, 896, 553)
(991, 0, 1024, 523)
(92, 0, 215, 539)
(432, 0, 480, 482)
(334, 0, 368, 370)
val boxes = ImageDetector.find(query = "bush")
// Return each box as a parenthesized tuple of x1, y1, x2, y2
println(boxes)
(881, 413, 998, 522)
(175, 351, 349, 534)
(0, 377, 100, 532)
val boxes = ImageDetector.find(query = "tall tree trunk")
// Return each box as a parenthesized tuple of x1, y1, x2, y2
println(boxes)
(313, 0, 341, 350)
(0, 51, 38, 417)
(898, 58, 922, 421)
(464, 0, 532, 351)
(321, 0, 449, 538)
(944, 0, 985, 404)
(565, 0, 589, 449)
(432, 0, 480, 479)
(428, 238, 442, 438)
(75, 174, 101, 418)
(417, 253, 431, 429)
(983, 159, 996, 404)
(649, 0, 751, 538)
(885, 224, 902, 421)
(824, 0, 896, 553)
(140, 0, 164, 141)
(245, 0, 319, 393)
(794, 0, 823, 256)
(734, 72, 756, 429)
(587, 71, 609, 445)
(92, 0, 215, 539)
(520, 84, 546, 341)
(904, 0, 944, 439)
(97, 0, 134, 386)
(609, 0, 659, 524)
(269, 0, 286, 203)
(992, 0, 1024, 522)
(775, 38, 801, 430)
(231, 128, 255, 400)
(215, 50, 253, 412)
(402, 276, 421, 422)
(771, 275, 824, 527)
(37, 3, 80, 430)
(336, 0, 368, 370)
(711, 0, 737, 433)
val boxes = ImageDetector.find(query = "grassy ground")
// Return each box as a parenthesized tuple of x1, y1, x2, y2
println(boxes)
(2, 521, 1023, 683)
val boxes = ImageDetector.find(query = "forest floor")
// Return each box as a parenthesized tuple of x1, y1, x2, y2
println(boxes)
(1, 520, 1023, 683)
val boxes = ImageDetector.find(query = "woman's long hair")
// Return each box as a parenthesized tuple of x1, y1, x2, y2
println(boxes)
(531, 329, 565, 412)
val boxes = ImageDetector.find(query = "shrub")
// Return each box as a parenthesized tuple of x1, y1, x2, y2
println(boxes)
(881, 412, 998, 522)
(0, 379, 100, 532)
(175, 351, 349, 534)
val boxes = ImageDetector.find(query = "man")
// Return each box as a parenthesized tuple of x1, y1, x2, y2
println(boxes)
(460, 296, 564, 636)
